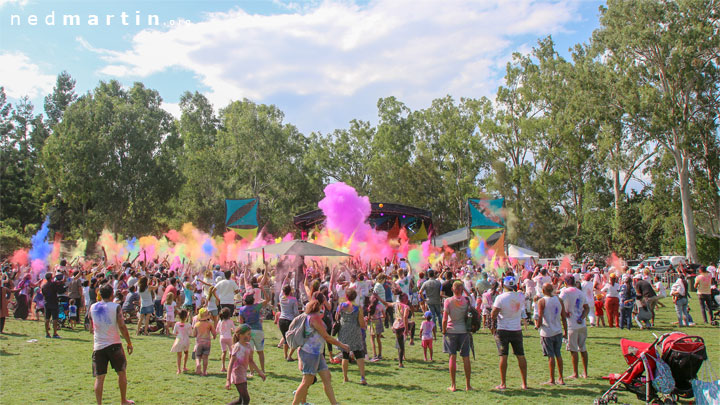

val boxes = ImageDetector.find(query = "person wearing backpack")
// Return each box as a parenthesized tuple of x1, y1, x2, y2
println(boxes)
(292, 293, 349, 405)
(442, 281, 472, 392)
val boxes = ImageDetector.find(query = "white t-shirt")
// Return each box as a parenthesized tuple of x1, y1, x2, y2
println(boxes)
(581, 280, 594, 304)
(559, 287, 587, 330)
(215, 279, 239, 305)
(492, 291, 525, 331)
(127, 276, 138, 289)
(90, 301, 122, 350)
(601, 282, 621, 298)
(523, 278, 536, 298)
(534, 275, 551, 296)
(654, 281, 667, 298)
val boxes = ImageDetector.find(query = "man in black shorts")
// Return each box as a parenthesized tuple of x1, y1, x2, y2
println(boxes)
(490, 276, 529, 390)
(42, 272, 63, 338)
(89, 284, 134, 405)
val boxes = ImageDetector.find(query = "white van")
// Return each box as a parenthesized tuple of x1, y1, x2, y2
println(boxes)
(660, 256, 687, 266)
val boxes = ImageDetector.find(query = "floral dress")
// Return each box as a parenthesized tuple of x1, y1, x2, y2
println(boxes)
(337, 303, 363, 352)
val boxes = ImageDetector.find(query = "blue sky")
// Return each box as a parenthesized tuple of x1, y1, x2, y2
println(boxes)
(0, 0, 605, 135)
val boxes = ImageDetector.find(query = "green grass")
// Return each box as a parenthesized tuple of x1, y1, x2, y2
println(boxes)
(1, 305, 718, 405)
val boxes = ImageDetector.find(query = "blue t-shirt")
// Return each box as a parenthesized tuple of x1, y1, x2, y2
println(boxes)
(238, 304, 263, 330)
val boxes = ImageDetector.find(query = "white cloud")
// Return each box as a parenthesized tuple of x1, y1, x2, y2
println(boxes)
(0, 52, 55, 99)
(162, 102, 181, 119)
(80, 0, 581, 131)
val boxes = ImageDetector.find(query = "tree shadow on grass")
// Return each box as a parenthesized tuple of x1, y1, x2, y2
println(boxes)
(0, 350, 20, 356)
(369, 382, 425, 391)
(1, 332, 28, 337)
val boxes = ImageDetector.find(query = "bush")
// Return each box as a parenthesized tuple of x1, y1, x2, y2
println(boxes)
(0, 221, 30, 257)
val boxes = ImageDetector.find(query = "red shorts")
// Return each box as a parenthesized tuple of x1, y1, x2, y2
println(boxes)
(422, 339, 433, 349)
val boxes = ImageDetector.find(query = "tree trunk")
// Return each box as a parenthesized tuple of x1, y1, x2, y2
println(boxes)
(613, 168, 621, 219)
(676, 152, 699, 263)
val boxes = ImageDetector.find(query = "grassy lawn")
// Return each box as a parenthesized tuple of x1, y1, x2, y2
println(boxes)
(1, 304, 717, 405)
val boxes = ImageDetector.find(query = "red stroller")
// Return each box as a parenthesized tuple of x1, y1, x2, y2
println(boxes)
(596, 332, 707, 405)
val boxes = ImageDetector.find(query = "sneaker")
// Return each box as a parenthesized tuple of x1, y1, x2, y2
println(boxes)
(52, 334, 61, 339)
(689, 322, 696, 326)
(46, 334, 51, 338)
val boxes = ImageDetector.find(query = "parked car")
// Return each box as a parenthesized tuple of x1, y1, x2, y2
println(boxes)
(640, 258, 673, 273)
(538, 258, 560, 268)
(626, 259, 642, 271)
(660, 255, 687, 267)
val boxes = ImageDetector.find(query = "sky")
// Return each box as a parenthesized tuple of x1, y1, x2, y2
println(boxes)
(0, 0, 605, 135)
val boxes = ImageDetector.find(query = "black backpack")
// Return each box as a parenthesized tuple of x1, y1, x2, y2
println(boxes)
(465, 297, 481, 333)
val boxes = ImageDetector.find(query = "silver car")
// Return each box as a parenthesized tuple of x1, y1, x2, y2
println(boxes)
(640, 258, 673, 273)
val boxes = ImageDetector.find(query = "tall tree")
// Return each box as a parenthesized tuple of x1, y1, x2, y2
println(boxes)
(41, 80, 180, 236)
(594, 0, 720, 262)
(44, 71, 77, 127)
(305, 119, 375, 196)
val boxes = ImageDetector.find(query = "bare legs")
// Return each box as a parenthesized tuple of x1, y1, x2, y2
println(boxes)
(292, 371, 339, 405)
(94, 371, 131, 405)
(546, 356, 564, 385)
(568, 351, 588, 379)
(497, 355, 528, 389)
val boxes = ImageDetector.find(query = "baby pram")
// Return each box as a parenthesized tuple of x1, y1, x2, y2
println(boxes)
(596, 332, 707, 404)
(709, 285, 720, 326)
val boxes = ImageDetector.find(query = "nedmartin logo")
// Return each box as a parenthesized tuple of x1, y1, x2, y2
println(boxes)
(8, 10, 189, 27)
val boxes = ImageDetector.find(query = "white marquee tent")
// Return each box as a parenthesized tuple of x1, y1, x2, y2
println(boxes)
(507, 244, 539, 259)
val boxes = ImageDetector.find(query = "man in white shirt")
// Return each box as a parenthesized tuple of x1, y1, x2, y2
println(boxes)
(90, 284, 134, 405)
(559, 275, 589, 379)
(491, 276, 528, 390)
(214, 270, 240, 313)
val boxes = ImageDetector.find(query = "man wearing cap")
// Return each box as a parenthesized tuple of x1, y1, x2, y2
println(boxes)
(559, 275, 589, 379)
(490, 276, 528, 390)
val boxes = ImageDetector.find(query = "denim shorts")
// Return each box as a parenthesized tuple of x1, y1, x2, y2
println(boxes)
(140, 305, 154, 315)
(541, 333, 562, 358)
(299, 350, 328, 375)
(443, 333, 471, 357)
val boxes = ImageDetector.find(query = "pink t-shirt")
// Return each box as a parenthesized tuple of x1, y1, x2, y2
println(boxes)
(420, 320, 435, 340)
(229, 342, 252, 384)
(216, 319, 234, 339)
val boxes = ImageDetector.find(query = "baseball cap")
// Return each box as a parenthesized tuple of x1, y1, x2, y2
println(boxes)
(503, 276, 517, 288)
(424, 311, 432, 318)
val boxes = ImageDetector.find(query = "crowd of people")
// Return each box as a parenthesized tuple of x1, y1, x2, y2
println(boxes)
(1, 256, 718, 404)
